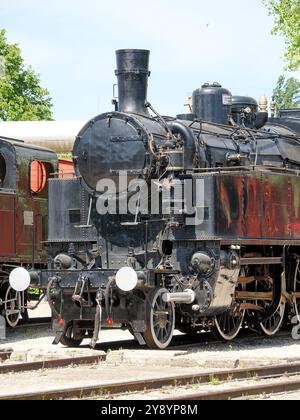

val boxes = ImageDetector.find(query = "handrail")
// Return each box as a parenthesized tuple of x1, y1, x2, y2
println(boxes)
(190, 165, 300, 176)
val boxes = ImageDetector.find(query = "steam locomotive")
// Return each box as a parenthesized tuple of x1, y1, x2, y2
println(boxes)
(13, 49, 300, 349)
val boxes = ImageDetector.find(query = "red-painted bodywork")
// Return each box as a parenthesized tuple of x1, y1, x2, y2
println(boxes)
(58, 159, 74, 180)
(0, 138, 59, 266)
(216, 170, 300, 241)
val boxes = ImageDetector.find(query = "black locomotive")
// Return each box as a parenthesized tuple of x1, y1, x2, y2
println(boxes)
(16, 49, 300, 349)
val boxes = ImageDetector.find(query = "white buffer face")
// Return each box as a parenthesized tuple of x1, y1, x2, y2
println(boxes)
(9, 268, 31, 292)
(116, 267, 138, 292)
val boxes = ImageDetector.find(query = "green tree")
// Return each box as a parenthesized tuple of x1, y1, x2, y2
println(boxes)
(0, 29, 53, 121)
(273, 75, 300, 110)
(264, 0, 300, 70)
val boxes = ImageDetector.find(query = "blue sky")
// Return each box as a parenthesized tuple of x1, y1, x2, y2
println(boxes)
(1, 0, 297, 120)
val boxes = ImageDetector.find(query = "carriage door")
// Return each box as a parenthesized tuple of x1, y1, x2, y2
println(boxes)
(30, 160, 54, 247)
(0, 153, 16, 256)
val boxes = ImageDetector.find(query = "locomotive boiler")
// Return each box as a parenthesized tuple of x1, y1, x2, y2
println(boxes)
(268, 108, 300, 138)
(15, 49, 300, 349)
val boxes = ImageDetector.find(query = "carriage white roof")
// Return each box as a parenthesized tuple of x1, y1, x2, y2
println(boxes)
(0, 121, 86, 153)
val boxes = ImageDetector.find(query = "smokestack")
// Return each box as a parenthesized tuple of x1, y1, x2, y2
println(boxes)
(115, 49, 150, 115)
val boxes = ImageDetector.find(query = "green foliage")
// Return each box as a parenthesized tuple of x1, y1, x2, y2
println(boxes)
(209, 376, 219, 386)
(264, 0, 300, 70)
(28, 288, 42, 301)
(273, 74, 300, 109)
(58, 152, 72, 160)
(0, 29, 53, 121)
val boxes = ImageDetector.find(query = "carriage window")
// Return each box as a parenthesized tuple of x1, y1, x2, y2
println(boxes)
(30, 161, 53, 197)
(0, 153, 6, 187)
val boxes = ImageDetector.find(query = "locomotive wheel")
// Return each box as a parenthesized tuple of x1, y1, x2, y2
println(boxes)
(212, 267, 245, 342)
(250, 269, 286, 337)
(59, 323, 84, 348)
(260, 300, 286, 336)
(4, 285, 22, 328)
(143, 288, 175, 350)
(212, 308, 245, 341)
(292, 260, 300, 323)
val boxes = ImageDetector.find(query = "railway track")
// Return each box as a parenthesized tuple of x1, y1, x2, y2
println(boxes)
(1, 361, 300, 400)
(0, 354, 106, 375)
(0, 327, 297, 400)
(66, 327, 280, 352)
(15, 317, 52, 328)
(165, 377, 300, 400)
(0, 330, 293, 372)
(90, 329, 292, 353)
(0, 317, 51, 335)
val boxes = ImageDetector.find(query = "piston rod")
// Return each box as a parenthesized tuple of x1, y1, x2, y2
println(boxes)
(162, 290, 195, 304)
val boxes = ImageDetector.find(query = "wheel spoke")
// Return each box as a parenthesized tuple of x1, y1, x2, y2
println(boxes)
(222, 313, 227, 331)
(158, 328, 164, 342)
(154, 324, 160, 335)
(144, 289, 175, 350)
(4, 287, 21, 327)
(214, 308, 244, 341)
(261, 301, 286, 336)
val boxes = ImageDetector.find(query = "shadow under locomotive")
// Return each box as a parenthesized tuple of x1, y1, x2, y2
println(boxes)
(14, 49, 300, 349)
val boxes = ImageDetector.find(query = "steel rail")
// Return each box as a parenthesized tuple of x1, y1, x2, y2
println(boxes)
(16, 317, 52, 328)
(1, 361, 300, 400)
(0, 330, 291, 372)
(0, 354, 106, 375)
(165, 378, 300, 400)
(166, 330, 291, 352)
(0, 330, 292, 372)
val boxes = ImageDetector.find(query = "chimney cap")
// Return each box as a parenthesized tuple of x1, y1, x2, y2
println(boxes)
(116, 49, 150, 54)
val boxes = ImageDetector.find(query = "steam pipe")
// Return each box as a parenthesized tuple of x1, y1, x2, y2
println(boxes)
(167, 121, 201, 169)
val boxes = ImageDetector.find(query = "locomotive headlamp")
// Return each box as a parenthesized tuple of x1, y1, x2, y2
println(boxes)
(116, 267, 138, 292)
(9, 268, 31, 292)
